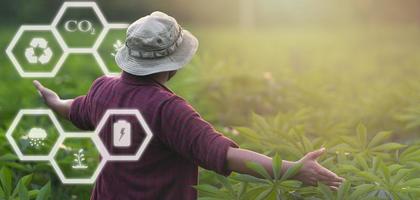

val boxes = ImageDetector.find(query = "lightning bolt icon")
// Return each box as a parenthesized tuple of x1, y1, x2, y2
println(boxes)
(119, 128, 126, 141)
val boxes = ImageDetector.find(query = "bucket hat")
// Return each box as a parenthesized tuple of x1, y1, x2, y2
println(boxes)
(115, 11, 199, 76)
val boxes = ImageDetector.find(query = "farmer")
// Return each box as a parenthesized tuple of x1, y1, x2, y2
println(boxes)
(33, 12, 343, 200)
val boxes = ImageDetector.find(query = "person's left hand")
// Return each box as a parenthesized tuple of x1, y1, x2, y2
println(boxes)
(293, 148, 345, 190)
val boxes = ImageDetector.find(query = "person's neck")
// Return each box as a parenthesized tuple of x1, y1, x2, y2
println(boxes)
(150, 73, 168, 85)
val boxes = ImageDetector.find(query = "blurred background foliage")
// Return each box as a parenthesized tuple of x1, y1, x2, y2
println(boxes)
(1, 0, 420, 199)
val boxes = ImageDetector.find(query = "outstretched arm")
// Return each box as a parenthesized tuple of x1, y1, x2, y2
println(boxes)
(33, 80, 73, 119)
(226, 147, 344, 190)
(33, 80, 344, 189)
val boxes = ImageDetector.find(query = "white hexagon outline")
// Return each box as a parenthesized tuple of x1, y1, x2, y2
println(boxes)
(95, 109, 153, 161)
(5, 25, 68, 78)
(5, 109, 65, 161)
(51, 1, 108, 50)
(7, 2, 130, 78)
(50, 132, 107, 184)
(93, 23, 129, 76)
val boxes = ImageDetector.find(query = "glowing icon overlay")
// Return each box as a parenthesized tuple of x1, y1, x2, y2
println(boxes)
(72, 149, 88, 169)
(6, 1, 129, 78)
(97, 25, 127, 74)
(25, 37, 53, 65)
(6, 108, 153, 184)
(4, 2, 153, 185)
(64, 20, 96, 35)
(113, 120, 131, 147)
(110, 39, 123, 57)
(25, 127, 48, 148)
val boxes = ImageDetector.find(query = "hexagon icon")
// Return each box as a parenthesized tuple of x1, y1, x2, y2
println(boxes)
(95, 23, 129, 76)
(52, 2, 107, 49)
(95, 109, 153, 161)
(51, 133, 106, 184)
(5, 109, 64, 161)
(6, 25, 67, 78)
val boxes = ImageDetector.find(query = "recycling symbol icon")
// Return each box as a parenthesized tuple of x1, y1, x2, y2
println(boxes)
(24, 37, 53, 64)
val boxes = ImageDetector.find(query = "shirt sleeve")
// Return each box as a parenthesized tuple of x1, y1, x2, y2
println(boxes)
(159, 96, 239, 176)
(68, 76, 107, 131)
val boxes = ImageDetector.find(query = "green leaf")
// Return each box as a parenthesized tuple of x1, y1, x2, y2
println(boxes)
(357, 171, 381, 182)
(214, 174, 233, 194)
(399, 187, 420, 193)
(355, 154, 369, 170)
(194, 184, 227, 198)
(280, 163, 302, 181)
(251, 113, 271, 132)
(391, 169, 411, 185)
(28, 190, 39, 199)
(4, 162, 31, 172)
(198, 197, 222, 200)
(0, 186, 5, 199)
(242, 186, 270, 200)
(368, 131, 391, 148)
(401, 178, 420, 187)
(372, 157, 380, 172)
(349, 184, 376, 199)
(235, 127, 260, 142)
(12, 174, 33, 197)
(272, 154, 282, 180)
(318, 182, 334, 199)
(246, 162, 272, 180)
(0, 167, 13, 197)
(279, 180, 302, 188)
(232, 174, 268, 184)
(380, 163, 390, 183)
(255, 186, 272, 200)
(340, 136, 359, 148)
(36, 182, 51, 200)
(238, 182, 247, 197)
(18, 183, 29, 200)
(298, 132, 313, 153)
(0, 154, 18, 161)
(338, 164, 359, 173)
(371, 143, 406, 152)
(337, 181, 351, 200)
(357, 123, 367, 148)
(399, 145, 420, 158)
(388, 164, 404, 173)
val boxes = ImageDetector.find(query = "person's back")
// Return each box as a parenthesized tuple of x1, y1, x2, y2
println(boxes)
(69, 73, 236, 199)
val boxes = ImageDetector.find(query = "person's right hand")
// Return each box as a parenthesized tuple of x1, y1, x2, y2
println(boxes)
(33, 80, 60, 107)
(293, 148, 344, 190)
(33, 80, 72, 119)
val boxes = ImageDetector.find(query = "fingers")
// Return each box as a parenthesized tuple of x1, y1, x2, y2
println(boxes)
(317, 175, 344, 189)
(305, 147, 325, 160)
(33, 80, 44, 97)
(33, 80, 44, 91)
(300, 175, 342, 189)
(312, 164, 345, 188)
(329, 186, 338, 191)
(324, 181, 341, 187)
(317, 167, 345, 183)
(32, 80, 59, 103)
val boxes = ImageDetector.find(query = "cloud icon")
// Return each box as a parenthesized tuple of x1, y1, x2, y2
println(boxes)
(28, 128, 47, 139)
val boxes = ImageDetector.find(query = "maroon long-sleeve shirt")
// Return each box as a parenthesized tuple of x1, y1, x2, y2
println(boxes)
(68, 72, 238, 200)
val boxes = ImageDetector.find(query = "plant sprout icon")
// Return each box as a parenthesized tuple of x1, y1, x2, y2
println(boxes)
(110, 39, 123, 57)
(72, 149, 88, 169)
(25, 127, 47, 148)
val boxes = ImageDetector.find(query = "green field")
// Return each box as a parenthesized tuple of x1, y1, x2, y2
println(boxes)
(2, 24, 420, 199)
